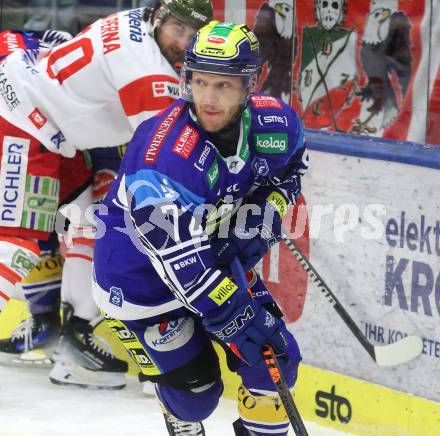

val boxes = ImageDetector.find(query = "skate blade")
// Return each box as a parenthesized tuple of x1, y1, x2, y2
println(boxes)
(49, 359, 126, 390)
(0, 349, 53, 368)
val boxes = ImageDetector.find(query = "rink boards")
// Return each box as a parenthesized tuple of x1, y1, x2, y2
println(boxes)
(215, 345, 440, 435)
(279, 130, 440, 434)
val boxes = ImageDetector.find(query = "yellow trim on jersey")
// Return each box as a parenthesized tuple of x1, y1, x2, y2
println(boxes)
(104, 318, 160, 376)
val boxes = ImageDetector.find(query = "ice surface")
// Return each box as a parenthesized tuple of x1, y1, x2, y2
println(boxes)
(0, 366, 350, 436)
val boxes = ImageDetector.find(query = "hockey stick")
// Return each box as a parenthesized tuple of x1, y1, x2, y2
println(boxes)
(281, 230, 423, 367)
(230, 257, 309, 436)
(262, 344, 309, 436)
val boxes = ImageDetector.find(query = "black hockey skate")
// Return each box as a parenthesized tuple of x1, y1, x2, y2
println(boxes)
(0, 311, 60, 367)
(49, 304, 128, 389)
(163, 413, 205, 436)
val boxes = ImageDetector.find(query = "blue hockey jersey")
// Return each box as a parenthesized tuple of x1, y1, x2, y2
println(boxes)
(93, 94, 308, 321)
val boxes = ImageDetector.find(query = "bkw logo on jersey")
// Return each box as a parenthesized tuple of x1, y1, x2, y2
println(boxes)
(152, 81, 179, 99)
(173, 255, 197, 271)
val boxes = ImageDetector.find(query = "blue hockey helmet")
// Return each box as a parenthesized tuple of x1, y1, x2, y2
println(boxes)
(180, 21, 261, 101)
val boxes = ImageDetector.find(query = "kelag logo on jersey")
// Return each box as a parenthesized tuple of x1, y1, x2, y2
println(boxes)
(207, 158, 219, 188)
(255, 133, 288, 154)
(144, 317, 195, 352)
(152, 81, 179, 99)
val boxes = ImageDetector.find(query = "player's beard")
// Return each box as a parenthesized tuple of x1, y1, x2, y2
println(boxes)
(160, 43, 185, 66)
(195, 103, 242, 133)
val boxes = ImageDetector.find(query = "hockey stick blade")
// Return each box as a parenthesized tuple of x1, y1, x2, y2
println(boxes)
(373, 335, 423, 367)
(281, 231, 423, 366)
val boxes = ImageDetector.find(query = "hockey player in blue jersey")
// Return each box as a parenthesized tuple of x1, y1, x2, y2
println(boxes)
(93, 21, 308, 436)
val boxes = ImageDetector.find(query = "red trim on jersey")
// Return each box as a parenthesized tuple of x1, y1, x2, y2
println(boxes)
(0, 264, 21, 285)
(71, 237, 95, 248)
(0, 289, 10, 302)
(0, 236, 40, 256)
(0, 227, 50, 241)
(65, 253, 93, 262)
(119, 75, 179, 116)
(0, 31, 26, 58)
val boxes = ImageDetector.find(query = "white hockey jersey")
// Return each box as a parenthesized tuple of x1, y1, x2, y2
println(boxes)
(0, 8, 180, 157)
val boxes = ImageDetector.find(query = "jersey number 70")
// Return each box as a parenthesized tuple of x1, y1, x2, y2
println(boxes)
(46, 37, 93, 84)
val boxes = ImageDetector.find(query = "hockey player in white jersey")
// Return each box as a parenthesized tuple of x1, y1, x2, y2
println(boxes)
(0, 0, 213, 389)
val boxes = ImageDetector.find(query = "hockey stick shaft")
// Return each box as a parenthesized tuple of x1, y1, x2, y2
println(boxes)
(230, 257, 308, 436)
(262, 344, 309, 436)
(280, 233, 378, 360)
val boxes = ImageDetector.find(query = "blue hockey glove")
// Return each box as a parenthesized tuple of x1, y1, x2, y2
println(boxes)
(211, 220, 282, 272)
(202, 292, 291, 367)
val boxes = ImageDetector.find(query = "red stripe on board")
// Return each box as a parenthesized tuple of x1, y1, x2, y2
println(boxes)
(384, 0, 426, 141)
(427, 68, 440, 145)
(213, 0, 225, 21)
